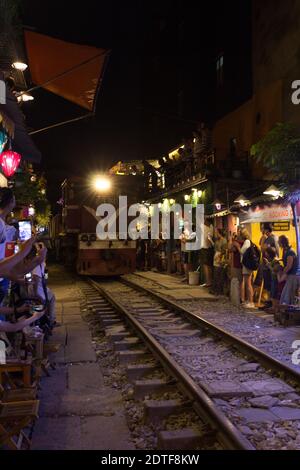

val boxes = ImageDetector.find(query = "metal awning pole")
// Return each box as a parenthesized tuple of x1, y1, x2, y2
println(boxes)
(29, 113, 93, 135)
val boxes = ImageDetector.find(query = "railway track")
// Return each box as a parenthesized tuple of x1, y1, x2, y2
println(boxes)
(80, 277, 300, 450)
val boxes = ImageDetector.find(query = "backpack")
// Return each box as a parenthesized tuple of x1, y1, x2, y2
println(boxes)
(242, 242, 261, 271)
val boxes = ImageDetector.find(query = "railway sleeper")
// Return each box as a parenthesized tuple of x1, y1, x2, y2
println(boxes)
(113, 338, 141, 351)
(106, 331, 131, 342)
(133, 378, 177, 399)
(126, 363, 159, 381)
(118, 349, 150, 365)
(101, 319, 124, 326)
(144, 399, 191, 425)
(157, 428, 211, 450)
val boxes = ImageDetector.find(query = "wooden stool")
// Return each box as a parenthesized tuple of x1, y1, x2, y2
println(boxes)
(0, 360, 32, 388)
(0, 400, 39, 450)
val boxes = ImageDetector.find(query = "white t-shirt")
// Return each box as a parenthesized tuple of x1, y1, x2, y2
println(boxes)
(240, 239, 251, 262)
(32, 262, 46, 300)
(202, 224, 213, 249)
(32, 262, 45, 279)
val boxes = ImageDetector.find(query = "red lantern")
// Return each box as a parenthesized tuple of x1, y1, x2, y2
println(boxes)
(0, 150, 21, 177)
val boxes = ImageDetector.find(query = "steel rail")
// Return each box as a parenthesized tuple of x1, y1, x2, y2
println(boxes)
(121, 275, 300, 385)
(87, 278, 255, 450)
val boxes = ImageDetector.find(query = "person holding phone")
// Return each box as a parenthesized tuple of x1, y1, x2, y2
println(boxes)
(0, 308, 45, 333)
(0, 188, 47, 281)
(0, 188, 16, 319)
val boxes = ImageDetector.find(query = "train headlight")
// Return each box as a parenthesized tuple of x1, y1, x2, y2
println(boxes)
(93, 176, 111, 192)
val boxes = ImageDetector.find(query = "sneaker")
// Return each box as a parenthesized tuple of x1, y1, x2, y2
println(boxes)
(200, 283, 207, 287)
(244, 302, 256, 309)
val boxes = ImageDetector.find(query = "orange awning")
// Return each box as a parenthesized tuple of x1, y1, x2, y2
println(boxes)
(24, 31, 109, 112)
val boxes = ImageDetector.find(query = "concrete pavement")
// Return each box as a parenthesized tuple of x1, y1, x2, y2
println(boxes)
(32, 266, 134, 450)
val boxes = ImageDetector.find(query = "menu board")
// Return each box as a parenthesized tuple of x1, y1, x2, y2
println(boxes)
(260, 221, 290, 231)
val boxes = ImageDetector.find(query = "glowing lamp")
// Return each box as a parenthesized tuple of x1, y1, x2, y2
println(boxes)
(263, 185, 282, 198)
(184, 194, 190, 201)
(12, 62, 28, 72)
(169, 198, 175, 205)
(197, 190, 202, 198)
(234, 194, 250, 207)
(0, 150, 21, 177)
(213, 199, 223, 211)
(28, 205, 35, 216)
(17, 93, 34, 102)
(93, 176, 111, 192)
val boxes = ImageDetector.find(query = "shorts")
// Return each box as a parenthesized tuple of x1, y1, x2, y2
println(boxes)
(200, 248, 214, 267)
(182, 252, 189, 264)
(242, 265, 253, 276)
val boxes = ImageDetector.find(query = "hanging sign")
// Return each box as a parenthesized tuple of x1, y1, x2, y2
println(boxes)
(240, 204, 293, 224)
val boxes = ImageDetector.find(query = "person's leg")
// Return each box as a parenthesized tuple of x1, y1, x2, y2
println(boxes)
(47, 288, 56, 322)
(203, 264, 209, 285)
(241, 275, 246, 303)
(245, 274, 254, 303)
(206, 265, 213, 286)
(280, 275, 298, 305)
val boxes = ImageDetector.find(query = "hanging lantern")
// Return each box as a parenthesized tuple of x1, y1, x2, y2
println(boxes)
(0, 150, 21, 177)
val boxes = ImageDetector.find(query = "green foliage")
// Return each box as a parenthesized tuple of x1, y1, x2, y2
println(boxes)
(250, 122, 300, 181)
(13, 169, 50, 225)
(35, 201, 51, 227)
(13, 171, 44, 206)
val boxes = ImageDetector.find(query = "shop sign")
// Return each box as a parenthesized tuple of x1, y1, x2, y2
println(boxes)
(260, 221, 290, 231)
(240, 204, 293, 224)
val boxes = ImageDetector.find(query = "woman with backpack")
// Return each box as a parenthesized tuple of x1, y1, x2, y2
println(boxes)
(239, 228, 256, 309)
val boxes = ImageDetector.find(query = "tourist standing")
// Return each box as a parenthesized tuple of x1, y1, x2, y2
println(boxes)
(279, 235, 299, 305)
(212, 228, 227, 295)
(199, 218, 214, 287)
(239, 228, 255, 308)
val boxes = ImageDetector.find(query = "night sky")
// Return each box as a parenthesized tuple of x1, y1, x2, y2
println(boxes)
(20, 1, 252, 207)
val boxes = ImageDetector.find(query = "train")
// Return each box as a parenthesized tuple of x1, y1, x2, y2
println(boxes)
(50, 174, 144, 276)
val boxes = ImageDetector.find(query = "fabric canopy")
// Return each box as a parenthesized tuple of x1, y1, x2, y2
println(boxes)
(24, 31, 109, 112)
(0, 72, 42, 163)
